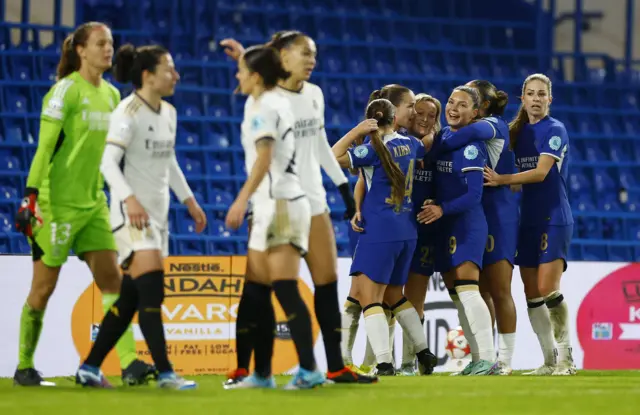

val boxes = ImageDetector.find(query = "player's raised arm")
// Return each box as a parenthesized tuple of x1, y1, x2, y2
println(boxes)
(332, 119, 379, 168)
(484, 124, 567, 187)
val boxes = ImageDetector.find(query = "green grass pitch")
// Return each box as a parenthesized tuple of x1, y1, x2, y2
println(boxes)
(1, 372, 640, 415)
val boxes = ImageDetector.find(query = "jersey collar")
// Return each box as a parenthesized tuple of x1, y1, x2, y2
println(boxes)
(383, 132, 399, 144)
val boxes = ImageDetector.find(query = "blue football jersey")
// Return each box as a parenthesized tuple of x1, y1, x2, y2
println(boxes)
(348, 132, 425, 243)
(434, 127, 488, 210)
(413, 155, 435, 216)
(482, 117, 519, 225)
(514, 116, 573, 226)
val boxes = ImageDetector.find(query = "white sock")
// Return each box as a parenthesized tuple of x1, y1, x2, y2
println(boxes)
(545, 292, 573, 364)
(364, 305, 392, 364)
(498, 333, 516, 367)
(401, 328, 415, 365)
(456, 284, 495, 362)
(452, 295, 479, 362)
(341, 298, 361, 365)
(385, 308, 397, 366)
(527, 297, 557, 366)
(363, 338, 376, 367)
(392, 300, 428, 352)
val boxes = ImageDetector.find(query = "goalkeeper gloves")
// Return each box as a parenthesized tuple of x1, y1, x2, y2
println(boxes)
(16, 187, 41, 237)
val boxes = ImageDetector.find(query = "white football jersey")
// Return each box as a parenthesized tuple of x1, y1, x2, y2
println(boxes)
(275, 83, 347, 205)
(105, 93, 181, 228)
(241, 90, 304, 202)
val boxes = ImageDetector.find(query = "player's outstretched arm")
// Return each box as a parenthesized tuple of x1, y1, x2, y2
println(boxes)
(437, 120, 496, 153)
(484, 155, 555, 186)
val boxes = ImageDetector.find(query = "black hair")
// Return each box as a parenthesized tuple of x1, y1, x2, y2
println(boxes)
(468, 79, 509, 116)
(114, 44, 169, 89)
(266, 30, 309, 51)
(243, 45, 291, 88)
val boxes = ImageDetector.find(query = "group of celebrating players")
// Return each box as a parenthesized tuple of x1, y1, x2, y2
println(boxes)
(11, 20, 575, 391)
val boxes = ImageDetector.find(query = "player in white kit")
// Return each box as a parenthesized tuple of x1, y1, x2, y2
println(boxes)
(76, 44, 205, 390)
(221, 32, 375, 385)
(224, 45, 325, 389)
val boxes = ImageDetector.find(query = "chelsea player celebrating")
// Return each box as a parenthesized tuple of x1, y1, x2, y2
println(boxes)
(419, 86, 496, 375)
(430, 80, 517, 375)
(333, 99, 436, 376)
(484, 73, 575, 376)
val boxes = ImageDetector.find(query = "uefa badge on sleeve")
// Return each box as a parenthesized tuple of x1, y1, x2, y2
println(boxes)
(549, 136, 562, 151)
(251, 116, 265, 132)
(354, 145, 369, 158)
(463, 145, 478, 160)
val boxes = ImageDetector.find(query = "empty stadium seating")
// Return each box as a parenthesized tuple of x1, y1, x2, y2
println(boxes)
(1, 0, 639, 261)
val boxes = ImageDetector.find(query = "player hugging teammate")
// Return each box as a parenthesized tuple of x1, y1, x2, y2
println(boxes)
(337, 76, 574, 376)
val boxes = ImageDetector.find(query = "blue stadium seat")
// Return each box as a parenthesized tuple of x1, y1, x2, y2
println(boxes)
(176, 129, 201, 147)
(177, 239, 204, 255)
(178, 155, 203, 177)
(209, 187, 233, 208)
(0, 156, 21, 172)
(0, 212, 12, 233)
(583, 246, 607, 261)
(11, 235, 31, 254)
(594, 170, 616, 194)
(0, 237, 10, 253)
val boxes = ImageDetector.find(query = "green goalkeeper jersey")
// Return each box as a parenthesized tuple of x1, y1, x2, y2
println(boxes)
(26, 71, 121, 209)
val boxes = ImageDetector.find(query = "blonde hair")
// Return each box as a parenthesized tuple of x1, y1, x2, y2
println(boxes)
(509, 73, 552, 150)
(414, 93, 442, 134)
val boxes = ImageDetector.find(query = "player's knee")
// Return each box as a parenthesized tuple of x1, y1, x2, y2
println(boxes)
(134, 270, 165, 308)
(382, 286, 405, 308)
(310, 270, 337, 285)
(537, 280, 558, 298)
(94, 269, 122, 294)
(489, 279, 513, 302)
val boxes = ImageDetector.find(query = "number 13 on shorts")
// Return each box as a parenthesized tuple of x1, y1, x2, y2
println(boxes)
(50, 222, 72, 246)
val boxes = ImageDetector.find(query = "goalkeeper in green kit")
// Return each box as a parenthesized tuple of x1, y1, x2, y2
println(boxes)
(14, 22, 155, 386)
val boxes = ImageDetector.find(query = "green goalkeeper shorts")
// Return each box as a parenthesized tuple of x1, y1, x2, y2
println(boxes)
(31, 202, 117, 267)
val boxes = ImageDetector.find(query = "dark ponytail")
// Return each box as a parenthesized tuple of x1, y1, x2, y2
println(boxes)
(492, 90, 509, 115)
(114, 44, 169, 89)
(468, 79, 509, 117)
(365, 99, 405, 210)
(56, 21, 107, 80)
(243, 45, 291, 88)
(114, 44, 136, 84)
